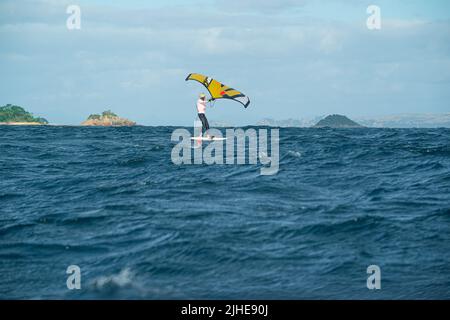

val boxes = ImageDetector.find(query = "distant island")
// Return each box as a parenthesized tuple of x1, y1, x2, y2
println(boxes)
(0, 104, 48, 125)
(314, 114, 363, 128)
(355, 113, 450, 128)
(257, 118, 319, 127)
(81, 110, 136, 126)
(258, 114, 450, 128)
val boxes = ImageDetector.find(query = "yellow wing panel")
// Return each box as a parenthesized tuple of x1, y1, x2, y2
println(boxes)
(185, 73, 250, 108)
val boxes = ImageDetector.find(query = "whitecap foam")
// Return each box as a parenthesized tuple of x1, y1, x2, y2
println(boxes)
(92, 268, 133, 290)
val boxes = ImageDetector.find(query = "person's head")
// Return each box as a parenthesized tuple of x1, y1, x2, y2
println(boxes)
(199, 93, 206, 100)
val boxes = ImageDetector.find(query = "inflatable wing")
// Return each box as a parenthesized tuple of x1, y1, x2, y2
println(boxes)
(185, 73, 250, 108)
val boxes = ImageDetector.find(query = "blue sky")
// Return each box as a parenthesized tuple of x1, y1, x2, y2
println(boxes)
(1, 0, 449, 125)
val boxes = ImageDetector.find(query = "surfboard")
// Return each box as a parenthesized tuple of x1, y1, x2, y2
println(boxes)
(190, 137, 227, 141)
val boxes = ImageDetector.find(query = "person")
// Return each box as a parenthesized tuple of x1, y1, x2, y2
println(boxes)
(197, 93, 213, 140)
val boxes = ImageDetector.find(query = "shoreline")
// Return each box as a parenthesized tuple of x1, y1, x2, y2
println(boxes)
(0, 122, 46, 126)
(1, 123, 449, 128)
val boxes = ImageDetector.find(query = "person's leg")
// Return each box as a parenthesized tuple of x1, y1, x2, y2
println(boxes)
(203, 115, 212, 138)
(196, 114, 206, 145)
(198, 113, 210, 136)
(203, 114, 210, 131)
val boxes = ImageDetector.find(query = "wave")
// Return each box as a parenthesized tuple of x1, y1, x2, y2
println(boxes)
(91, 268, 134, 290)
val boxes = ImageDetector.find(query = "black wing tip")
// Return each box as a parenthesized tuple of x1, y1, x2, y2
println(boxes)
(185, 73, 193, 81)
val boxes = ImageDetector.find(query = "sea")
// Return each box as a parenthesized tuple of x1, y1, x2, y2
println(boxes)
(0, 126, 449, 299)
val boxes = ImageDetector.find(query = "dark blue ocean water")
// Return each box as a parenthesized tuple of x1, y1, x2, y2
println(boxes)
(0, 126, 449, 299)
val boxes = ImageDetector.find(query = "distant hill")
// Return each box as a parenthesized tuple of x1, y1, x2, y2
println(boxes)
(257, 114, 450, 128)
(209, 121, 234, 128)
(355, 113, 450, 128)
(257, 117, 320, 127)
(0, 104, 48, 125)
(314, 114, 363, 128)
(81, 110, 136, 126)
